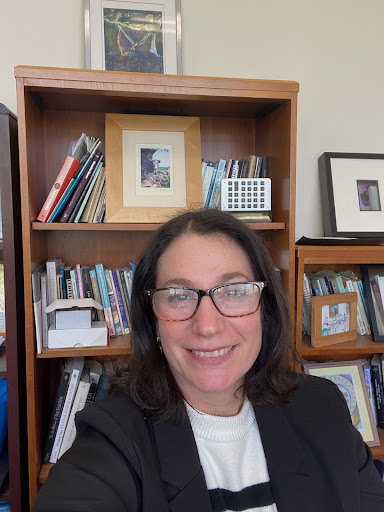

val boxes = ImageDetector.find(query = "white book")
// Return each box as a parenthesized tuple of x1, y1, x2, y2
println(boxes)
(46, 259, 61, 328)
(50, 357, 84, 463)
(58, 369, 90, 459)
(31, 263, 46, 354)
(70, 269, 79, 299)
(202, 162, 215, 205)
(40, 272, 48, 348)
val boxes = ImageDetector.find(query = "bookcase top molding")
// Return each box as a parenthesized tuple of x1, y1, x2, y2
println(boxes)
(14, 65, 299, 95)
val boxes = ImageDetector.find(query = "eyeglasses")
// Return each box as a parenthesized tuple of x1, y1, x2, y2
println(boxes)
(145, 281, 266, 321)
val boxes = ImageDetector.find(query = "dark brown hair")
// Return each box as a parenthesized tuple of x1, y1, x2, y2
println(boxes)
(115, 209, 300, 421)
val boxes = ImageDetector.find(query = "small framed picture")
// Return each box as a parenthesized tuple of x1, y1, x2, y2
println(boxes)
(311, 292, 357, 348)
(84, 0, 182, 74)
(319, 152, 384, 237)
(303, 360, 380, 447)
(361, 264, 384, 341)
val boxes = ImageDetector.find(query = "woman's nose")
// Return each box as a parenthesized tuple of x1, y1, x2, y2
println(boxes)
(192, 295, 225, 337)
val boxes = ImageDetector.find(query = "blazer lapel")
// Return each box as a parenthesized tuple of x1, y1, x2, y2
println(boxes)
(254, 404, 320, 512)
(152, 416, 212, 512)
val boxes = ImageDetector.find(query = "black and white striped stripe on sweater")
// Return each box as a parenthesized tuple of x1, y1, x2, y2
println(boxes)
(186, 397, 277, 512)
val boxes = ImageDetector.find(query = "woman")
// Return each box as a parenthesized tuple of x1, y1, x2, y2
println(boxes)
(33, 209, 384, 512)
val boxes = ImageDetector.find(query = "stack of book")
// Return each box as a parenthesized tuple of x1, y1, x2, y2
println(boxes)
(37, 134, 106, 224)
(43, 357, 115, 464)
(303, 269, 370, 336)
(32, 260, 136, 353)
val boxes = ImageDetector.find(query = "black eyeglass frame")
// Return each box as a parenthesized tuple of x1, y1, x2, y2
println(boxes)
(145, 281, 267, 321)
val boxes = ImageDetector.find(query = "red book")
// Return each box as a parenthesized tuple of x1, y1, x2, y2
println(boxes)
(37, 156, 80, 222)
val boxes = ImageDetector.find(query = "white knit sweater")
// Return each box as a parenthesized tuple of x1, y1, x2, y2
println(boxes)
(186, 397, 278, 512)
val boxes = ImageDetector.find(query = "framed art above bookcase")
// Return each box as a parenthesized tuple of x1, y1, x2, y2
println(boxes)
(15, 66, 298, 504)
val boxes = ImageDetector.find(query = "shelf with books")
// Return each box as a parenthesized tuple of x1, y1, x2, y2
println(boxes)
(296, 244, 384, 461)
(16, 66, 298, 504)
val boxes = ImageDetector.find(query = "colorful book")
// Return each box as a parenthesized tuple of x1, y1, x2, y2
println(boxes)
(89, 269, 105, 321)
(59, 149, 103, 223)
(105, 269, 122, 336)
(71, 159, 103, 223)
(79, 166, 105, 223)
(37, 134, 87, 222)
(208, 159, 226, 209)
(95, 263, 115, 336)
(112, 270, 130, 334)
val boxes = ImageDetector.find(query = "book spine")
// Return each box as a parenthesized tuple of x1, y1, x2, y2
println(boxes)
(85, 381, 98, 406)
(95, 264, 115, 336)
(42, 370, 70, 463)
(202, 162, 215, 206)
(94, 373, 111, 401)
(70, 269, 79, 299)
(49, 368, 81, 463)
(119, 269, 132, 320)
(76, 264, 84, 299)
(89, 269, 105, 321)
(80, 167, 105, 223)
(371, 359, 384, 428)
(82, 267, 93, 299)
(59, 150, 102, 223)
(362, 362, 378, 425)
(112, 270, 130, 334)
(73, 162, 103, 223)
(208, 159, 226, 209)
(230, 160, 239, 178)
(105, 270, 122, 336)
(40, 273, 48, 348)
(46, 260, 59, 328)
(37, 156, 80, 222)
(58, 380, 90, 459)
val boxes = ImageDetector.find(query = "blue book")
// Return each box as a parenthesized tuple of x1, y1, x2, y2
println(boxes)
(95, 263, 115, 336)
(112, 270, 130, 334)
(205, 162, 218, 208)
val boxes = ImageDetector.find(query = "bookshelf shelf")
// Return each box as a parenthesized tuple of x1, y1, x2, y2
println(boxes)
(32, 221, 286, 231)
(17, 66, 298, 504)
(296, 244, 384, 460)
(37, 338, 132, 358)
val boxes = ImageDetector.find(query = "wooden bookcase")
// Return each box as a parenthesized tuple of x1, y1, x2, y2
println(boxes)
(15, 66, 298, 504)
(0, 104, 28, 510)
(295, 244, 384, 459)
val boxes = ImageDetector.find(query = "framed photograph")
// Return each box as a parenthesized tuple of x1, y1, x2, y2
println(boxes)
(84, 0, 182, 74)
(319, 152, 384, 237)
(303, 360, 380, 447)
(311, 292, 357, 348)
(105, 113, 202, 223)
(361, 264, 384, 341)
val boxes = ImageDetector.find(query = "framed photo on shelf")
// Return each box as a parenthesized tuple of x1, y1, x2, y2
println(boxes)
(84, 0, 182, 74)
(319, 152, 384, 237)
(303, 360, 380, 447)
(310, 292, 358, 348)
(361, 264, 384, 341)
(105, 113, 202, 223)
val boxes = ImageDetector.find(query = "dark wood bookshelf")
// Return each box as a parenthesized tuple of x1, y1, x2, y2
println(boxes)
(0, 104, 28, 510)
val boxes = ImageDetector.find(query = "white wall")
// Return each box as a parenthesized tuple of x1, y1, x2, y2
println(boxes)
(1, 0, 383, 237)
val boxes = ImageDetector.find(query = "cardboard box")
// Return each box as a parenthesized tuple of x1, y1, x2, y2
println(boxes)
(48, 321, 108, 349)
(46, 298, 103, 330)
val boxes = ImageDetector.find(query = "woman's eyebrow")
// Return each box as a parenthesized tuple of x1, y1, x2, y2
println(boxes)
(160, 272, 253, 289)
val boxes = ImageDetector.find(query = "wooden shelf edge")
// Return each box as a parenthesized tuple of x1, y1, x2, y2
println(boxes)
(37, 340, 132, 359)
(300, 335, 384, 357)
(32, 221, 285, 232)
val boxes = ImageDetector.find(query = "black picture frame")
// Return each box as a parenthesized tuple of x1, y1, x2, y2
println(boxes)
(319, 152, 384, 237)
(361, 264, 384, 341)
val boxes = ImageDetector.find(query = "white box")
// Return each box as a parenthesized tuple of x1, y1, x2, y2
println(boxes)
(48, 321, 108, 349)
(56, 309, 91, 330)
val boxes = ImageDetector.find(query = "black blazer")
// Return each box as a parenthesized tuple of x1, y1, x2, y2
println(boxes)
(33, 376, 384, 512)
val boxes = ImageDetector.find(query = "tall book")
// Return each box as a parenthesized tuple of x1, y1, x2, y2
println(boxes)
(79, 167, 105, 223)
(105, 269, 122, 336)
(89, 268, 105, 321)
(49, 356, 84, 463)
(362, 359, 378, 425)
(371, 354, 384, 429)
(58, 368, 91, 459)
(40, 272, 48, 349)
(31, 262, 46, 354)
(208, 159, 226, 209)
(37, 134, 87, 222)
(59, 149, 103, 223)
(46, 258, 62, 328)
(72, 161, 103, 223)
(112, 269, 130, 334)
(95, 263, 115, 336)
(42, 361, 71, 463)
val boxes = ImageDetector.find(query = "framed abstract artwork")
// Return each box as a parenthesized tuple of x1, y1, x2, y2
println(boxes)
(85, 0, 182, 74)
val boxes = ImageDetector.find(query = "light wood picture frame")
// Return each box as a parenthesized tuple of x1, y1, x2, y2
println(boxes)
(311, 292, 357, 348)
(105, 114, 202, 223)
(303, 360, 380, 447)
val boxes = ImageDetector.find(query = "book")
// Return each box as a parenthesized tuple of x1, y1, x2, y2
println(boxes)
(208, 159, 226, 209)
(79, 166, 106, 223)
(224, 159, 232, 179)
(89, 269, 105, 321)
(40, 272, 48, 348)
(50, 356, 84, 463)
(202, 162, 215, 206)
(31, 263, 46, 354)
(0, 264, 4, 334)
(261, 156, 269, 178)
(42, 360, 71, 463)
(94, 361, 115, 402)
(247, 155, 257, 178)
(37, 134, 87, 222)
(48, 138, 101, 222)
(112, 270, 130, 334)
(84, 360, 103, 407)
(46, 259, 61, 328)
(81, 267, 93, 299)
(59, 149, 103, 223)
(70, 268, 79, 299)
(95, 263, 115, 336)
(105, 269, 122, 336)
(204, 162, 218, 208)
(73, 161, 103, 223)
(58, 368, 91, 458)
(75, 264, 84, 299)
(254, 156, 263, 178)
(302, 273, 312, 336)
(362, 359, 378, 425)
(230, 160, 239, 178)
(370, 354, 384, 429)
(92, 184, 106, 223)
(116, 270, 131, 331)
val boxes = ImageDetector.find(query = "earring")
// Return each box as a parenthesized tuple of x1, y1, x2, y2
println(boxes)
(156, 336, 163, 355)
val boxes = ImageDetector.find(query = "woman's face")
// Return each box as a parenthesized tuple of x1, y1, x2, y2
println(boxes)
(156, 233, 263, 414)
